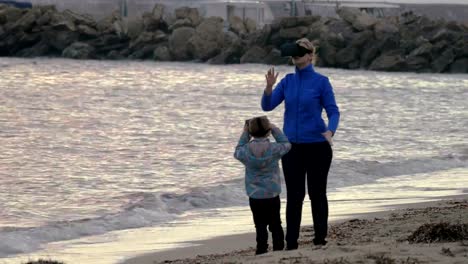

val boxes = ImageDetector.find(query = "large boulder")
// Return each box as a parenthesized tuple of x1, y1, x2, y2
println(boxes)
(188, 17, 224, 61)
(62, 42, 96, 59)
(0, 5, 25, 25)
(264, 48, 289, 65)
(405, 56, 430, 72)
(45, 30, 80, 51)
(9, 8, 41, 32)
(279, 26, 308, 39)
(229, 16, 247, 36)
(62, 9, 97, 28)
(240, 46, 268, 63)
(374, 20, 399, 40)
(279, 16, 321, 28)
(318, 40, 338, 66)
(335, 46, 359, 67)
(337, 7, 377, 31)
(152, 4, 165, 21)
(350, 30, 373, 48)
(409, 42, 433, 58)
(153, 45, 171, 61)
(129, 31, 166, 51)
(16, 38, 51, 57)
(124, 17, 144, 39)
(244, 17, 257, 34)
(449, 58, 468, 73)
(169, 18, 193, 31)
(169, 27, 195, 60)
(174, 7, 201, 27)
(369, 54, 406, 72)
(431, 48, 455, 73)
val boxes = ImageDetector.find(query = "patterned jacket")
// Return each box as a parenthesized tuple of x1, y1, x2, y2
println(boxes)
(234, 127, 291, 199)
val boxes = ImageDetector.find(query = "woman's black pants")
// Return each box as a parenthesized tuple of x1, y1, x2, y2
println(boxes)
(282, 141, 332, 247)
(249, 195, 284, 252)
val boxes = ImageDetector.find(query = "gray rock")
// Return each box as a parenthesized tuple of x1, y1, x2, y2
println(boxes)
(240, 46, 267, 63)
(431, 48, 455, 73)
(169, 18, 193, 31)
(369, 54, 406, 71)
(319, 40, 338, 66)
(0, 6, 25, 25)
(169, 27, 195, 60)
(337, 7, 377, 31)
(10, 8, 41, 32)
(16, 38, 51, 57)
(77, 24, 98, 37)
(449, 58, 468, 73)
(142, 12, 160, 31)
(125, 18, 144, 39)
(374, 20, 399, 40)
(129, 31, 166, 51)
(46, 30, 80, 51)
(279, 16, 321, 28)
(229, 16, 246, 36)
(336, 46, 359, 67)
(350, 30, 373, 48)
(188, 35, 220, 61)
(264, 48, 289, 65)
(63, 9, 96, 28)
(62, 42, 96, 59)
(153, 45, 171, 61)
(152, 4, 165, 21)
(409, 42, 433, 58)
(175, 7, 201, 26)
(195, 17, 223, 42)
(279, 26, 308, 39)
(405, 56, 430, 71)
(186, 17, 224, 60)
(244, 17, 257, 34)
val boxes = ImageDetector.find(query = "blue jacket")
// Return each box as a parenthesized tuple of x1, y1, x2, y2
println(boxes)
(261, 65, 340, 143)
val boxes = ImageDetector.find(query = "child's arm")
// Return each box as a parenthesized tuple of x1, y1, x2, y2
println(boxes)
(270, 126, 291, 157)
(233, 128, 251, 163)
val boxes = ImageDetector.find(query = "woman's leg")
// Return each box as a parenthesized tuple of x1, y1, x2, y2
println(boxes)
(282, 144, 307, 249)
(306, 142, 332, 244)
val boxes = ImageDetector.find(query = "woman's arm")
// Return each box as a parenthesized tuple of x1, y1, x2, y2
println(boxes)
(261, 68, 285, 111)
(321, 78, 340, 135)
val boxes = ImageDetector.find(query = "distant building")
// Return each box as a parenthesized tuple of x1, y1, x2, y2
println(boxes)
(23, 1, 468, 23)
(268, 1, 468, 22)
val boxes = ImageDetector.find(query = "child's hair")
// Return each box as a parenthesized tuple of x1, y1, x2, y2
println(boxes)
(248, 116, 271, 138)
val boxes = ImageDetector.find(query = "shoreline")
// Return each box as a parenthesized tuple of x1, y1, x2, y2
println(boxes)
(122, 193, 468, 264)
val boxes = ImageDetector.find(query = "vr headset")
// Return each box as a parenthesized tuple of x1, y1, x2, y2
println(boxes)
(280, 43, 311, 57)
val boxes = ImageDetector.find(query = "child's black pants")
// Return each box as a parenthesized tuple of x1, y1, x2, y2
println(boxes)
(249, 195, 284, 253)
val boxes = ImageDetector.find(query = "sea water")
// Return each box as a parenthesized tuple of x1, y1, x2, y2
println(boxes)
(0, 58, 467, 263)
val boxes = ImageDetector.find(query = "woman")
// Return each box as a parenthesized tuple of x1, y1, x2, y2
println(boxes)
(261, 38, 340, 250)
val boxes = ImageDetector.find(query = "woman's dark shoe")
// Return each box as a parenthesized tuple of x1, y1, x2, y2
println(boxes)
(313, 238, 327, 246)
(255, 248, 268, 255)
(285, 242, 298, 250)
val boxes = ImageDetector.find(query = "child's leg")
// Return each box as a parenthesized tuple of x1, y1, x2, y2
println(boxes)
(268, 196, 285, 251)
(249, 197, 268, 254)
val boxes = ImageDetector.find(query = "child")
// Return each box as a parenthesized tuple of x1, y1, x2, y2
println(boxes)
(234, 115, 291, 255)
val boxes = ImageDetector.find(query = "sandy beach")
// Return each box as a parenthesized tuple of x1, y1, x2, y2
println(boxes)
(123, 195, 467, 264)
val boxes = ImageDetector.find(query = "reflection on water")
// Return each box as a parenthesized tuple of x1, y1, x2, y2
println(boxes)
(0, 58, 467, 233)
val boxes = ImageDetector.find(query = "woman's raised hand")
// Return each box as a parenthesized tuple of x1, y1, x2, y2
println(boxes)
(265, 67, 279, 95)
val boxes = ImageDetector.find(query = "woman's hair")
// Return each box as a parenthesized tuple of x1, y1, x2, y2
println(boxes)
(296, 38, 317, 65)
(248, 116, 271, 138)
